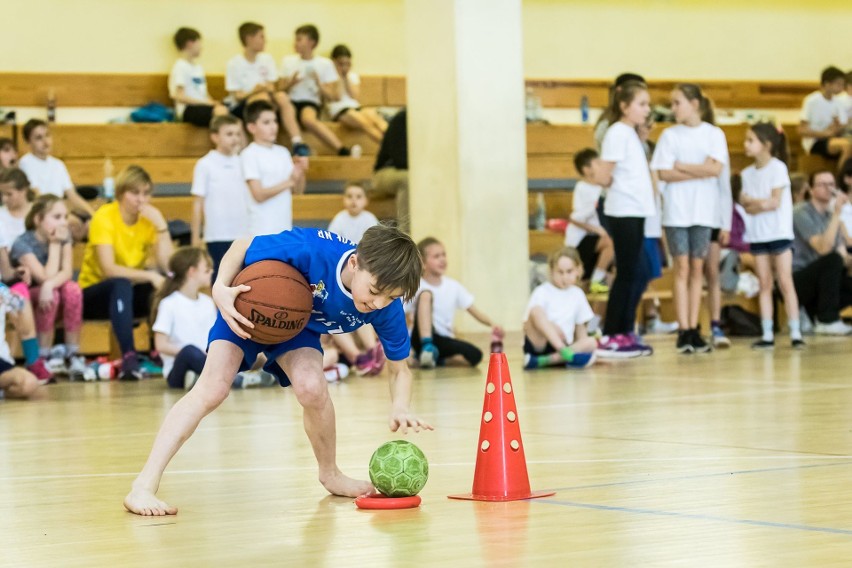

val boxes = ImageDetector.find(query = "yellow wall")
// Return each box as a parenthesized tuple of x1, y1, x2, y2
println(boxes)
(2, 0, 850, 80)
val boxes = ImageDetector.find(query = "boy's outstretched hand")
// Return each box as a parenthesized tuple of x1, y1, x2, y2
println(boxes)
(389, 409, 433, 434)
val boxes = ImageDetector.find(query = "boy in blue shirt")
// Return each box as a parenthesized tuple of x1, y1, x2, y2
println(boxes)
(125, 224, 431, 516)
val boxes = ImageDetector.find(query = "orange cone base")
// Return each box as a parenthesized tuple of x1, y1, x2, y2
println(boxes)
(447, 489, 555, 502)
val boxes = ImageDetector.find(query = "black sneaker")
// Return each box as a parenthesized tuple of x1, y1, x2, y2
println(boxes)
(791, 338, 806, 350)
(292, 142, 311, 157)
(690, 328, 713, 353)
(337, 146, 351, 156)
(751, 338, 775, 350)
(119, 352, 143, 381)
(676, 330, 694, 354)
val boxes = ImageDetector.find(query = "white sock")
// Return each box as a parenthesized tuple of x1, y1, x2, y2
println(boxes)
(789, 319, 802, 341)
(591, 268, 607, 283)
(761, 319, 774, 341)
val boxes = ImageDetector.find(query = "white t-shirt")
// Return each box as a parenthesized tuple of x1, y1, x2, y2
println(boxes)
(328, 210, 379, 244)
(191, 150, 250, 242)
(151, 291, 217, 378)
(651, 122, 729, 228)
(327, 71, 361, 118)
(240, 142, 294, 237)
(839, 202, 852, 238)
(838, 92, 852, 135)
(225, 53, 279, 97)
(414, 276, 474, 338)
(168, 59, 210, 118)
(800, 91, 849, 152)
(0, 207, 26, 248)
(565, 180, 602, 247)
(644, 191, 663, 238)
(0, 301, 12, 365)
(600, 122, 655, 217)
(524, 283, 594, 345)
(18, 153, 72, 198)
(740, 158, 794, 243)
(280, 55, 338, 105)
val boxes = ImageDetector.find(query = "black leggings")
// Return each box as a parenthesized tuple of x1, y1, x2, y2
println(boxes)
(603, 216, 649, 336)
(82, 279, 154, 355)
(166, 345, 207, 389)
(412, 294, 482, 367)
(793, 252, 852, 324)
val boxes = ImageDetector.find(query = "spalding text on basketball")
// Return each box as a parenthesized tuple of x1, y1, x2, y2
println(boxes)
(251, 309, 307, 329)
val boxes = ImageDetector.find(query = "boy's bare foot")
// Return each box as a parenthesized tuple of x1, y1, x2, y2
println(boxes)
(320, 470, 375, 498)
(124, 488, 178, 516)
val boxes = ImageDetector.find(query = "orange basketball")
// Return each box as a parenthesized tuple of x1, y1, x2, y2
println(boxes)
(231, 260, 313, 344)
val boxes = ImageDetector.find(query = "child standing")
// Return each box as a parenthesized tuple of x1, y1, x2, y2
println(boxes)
(124, 224, 431, 515)
(190, 115, 250, 282)
(10, 195, 89, 380)
(565, 148, 612, 293)
(240, 100, 307, 237)
(327, 44, 388, 144)
(328, 182, 379, 244)
(594, 81, 656, 356)
(651, 83, 729, 353)
(799, 66, 850, 172)
(523, 247, 597, 370)
(412, 237, 503, 369)
(168, 27, 229, 127)
(280, 25, 357, 156)
(739, 123, 803, 349)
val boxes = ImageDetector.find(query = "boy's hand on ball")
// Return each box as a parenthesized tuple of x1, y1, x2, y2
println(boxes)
(212, 282, 254, 339)
(389, 409, 433, 434)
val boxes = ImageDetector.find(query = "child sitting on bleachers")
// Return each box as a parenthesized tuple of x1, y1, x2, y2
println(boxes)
(523, 247, 597, 370)
(10, 195, 88, 380)
(280, 25, 358, 157)
(411, 237, 503, 369)
(168, 27, 229, 127)
(327, 44, 388, 144)
(799, 66, 850, 172)
(0, 288, 41, 400)
(565, 148, 612, 294)
(18, 119, 94, 240)
(0, 137, 16, 168)
(328, 181, 378, 244)
(240, 100, 307, 237)
(190, 114, 250, 282)
(226, 22, 309, 156)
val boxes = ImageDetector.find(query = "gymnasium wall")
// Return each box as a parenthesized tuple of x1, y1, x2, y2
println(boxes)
(2, 0, 850, 80)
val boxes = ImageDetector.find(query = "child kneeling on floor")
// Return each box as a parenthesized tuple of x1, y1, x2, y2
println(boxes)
(523, 247, 597, 370)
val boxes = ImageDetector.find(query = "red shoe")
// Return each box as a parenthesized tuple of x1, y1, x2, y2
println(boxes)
(28, 358, 55, 385)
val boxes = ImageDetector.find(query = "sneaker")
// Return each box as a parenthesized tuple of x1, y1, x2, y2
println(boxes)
(751, 338, 775, 350)
(566, 351, 596, 369)
(711, 325, 731, 348)
(419, 347, 438, 368)
(184, 370, 199, 391)
(138, 356, 163, 377)
(324, 363, 350, 383)
(354, 351, 376, 376)
(368, 344, 386, 376)
(67, 355, 95, 381)
(627, 332, 654, 356)
(338, 146, 352, 157)
(690, 328, 713, 354)
(350, 144, 363, 158)
(589, 280, 609, 294)
(119, 352, 143, 381)
(646, 317, 679, 335)
(676, 330, 695, 354)
(791, 338, 807, 350)
(292, 142, 311, 157)
(813, 320, 852, 336)
(799, 308, 814, 335)
(595, 334, 643, 359)
(28, 358, 55, 385)
(46, 355, 68, 375)
(235, 370, 277, 388)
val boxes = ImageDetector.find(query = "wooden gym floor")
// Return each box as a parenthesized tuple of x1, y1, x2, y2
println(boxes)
(2, 333, 852, 567)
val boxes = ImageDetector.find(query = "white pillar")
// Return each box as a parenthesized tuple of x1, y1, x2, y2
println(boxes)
(405, 0, 528, 333)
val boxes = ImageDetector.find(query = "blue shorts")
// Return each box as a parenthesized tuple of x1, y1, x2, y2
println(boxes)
(643, 237, 663, 280)
(749, 239, 793, 256)
(207, 312, 323, 388)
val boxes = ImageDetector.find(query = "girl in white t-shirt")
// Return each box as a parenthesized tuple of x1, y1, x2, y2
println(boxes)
(651, 84, 729, 354)
(524, 247, 597, 370)
(595, 80, 656, 356)
(328, 45, 388, 144)
(739, 123, 802, 349)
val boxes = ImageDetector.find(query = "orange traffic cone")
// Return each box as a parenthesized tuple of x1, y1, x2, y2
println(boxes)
(448, 352, 555, 502)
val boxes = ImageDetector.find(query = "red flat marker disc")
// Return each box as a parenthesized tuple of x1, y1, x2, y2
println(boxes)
(355, 494, 422, 510)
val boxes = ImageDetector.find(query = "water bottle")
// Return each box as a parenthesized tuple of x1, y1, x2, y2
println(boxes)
(103, 158, 115, 201)
(580, 95, 589, 124)
(534, 192, 546, 230)
(525, 87, 536, 122)
(46, 89, 56, 123)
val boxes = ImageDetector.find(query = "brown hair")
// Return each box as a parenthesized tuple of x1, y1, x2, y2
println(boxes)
(344, 180, 369, 194)
(173, 27, 200, 50)
(749, 122, 789, 165)
(790, 172, 811, 203)
(358, 224, 422, 301)
(150, 247, 213, 326)
(0, 137, 14, 151)
(605, 80, 648, 125)
(23, 119, 48, 143)
(210, 114, 241, 133)
(0, 167, 37, 201)
(25, 194, 63, 231)
(295, 24, 319, 45)
(674, 83, 715, 125)
(415, 236, 441, 262)
(244, 99, 276, 125)
(331, 44, 351, 59)
(238, 22, 264, 46)
(115, 165, 153, 200)
(548, 247, 584, 277)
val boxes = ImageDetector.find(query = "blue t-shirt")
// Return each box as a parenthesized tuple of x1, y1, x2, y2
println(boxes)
(245, 227, 411, 361)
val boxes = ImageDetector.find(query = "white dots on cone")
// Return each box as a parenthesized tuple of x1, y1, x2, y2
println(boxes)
(486, 382, 495, 394)
(507, 411, 516, 422)
(481, 440, 490, 451)
(510, 440, 520, 451)
(483, 411, 493, 423)
(503, 382, 512, 394)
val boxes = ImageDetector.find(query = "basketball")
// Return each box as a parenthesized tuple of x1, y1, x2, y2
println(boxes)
(231, 260, 313, 344)
(368, 440, 429, 497)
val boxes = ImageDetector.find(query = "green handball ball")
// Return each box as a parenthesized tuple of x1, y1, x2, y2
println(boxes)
(368, 440, 429, 497)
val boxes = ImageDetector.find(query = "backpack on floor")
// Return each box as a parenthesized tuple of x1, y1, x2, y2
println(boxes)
(721, 305, 762, 337)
